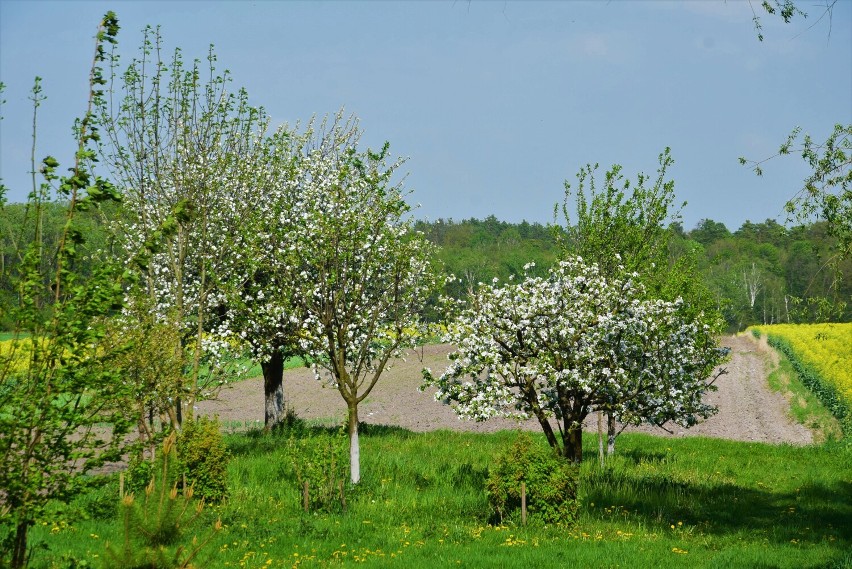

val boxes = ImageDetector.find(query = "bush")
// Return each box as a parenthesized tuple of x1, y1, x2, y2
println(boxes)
(124, 452, 156, 497)
(486, 433, 579, 526)
(279, 427, 348, 513)
(104, 432, 221, 569)
(176, 416, 230, 503)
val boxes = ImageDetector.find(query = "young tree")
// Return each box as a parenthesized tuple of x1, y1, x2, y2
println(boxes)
(423, 259, 726, 464)
(98, 27, 270, 429)
(556, 148, 682, 283)
(0, 14, 135, 568)
(281, 114, 440, 483)
(556, 149, 723, 456)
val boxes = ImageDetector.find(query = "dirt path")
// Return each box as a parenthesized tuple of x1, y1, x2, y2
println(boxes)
(196, 335, 814, 445)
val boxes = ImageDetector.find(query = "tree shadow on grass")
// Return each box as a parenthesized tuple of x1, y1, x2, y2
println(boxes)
(225, 419, 417, 457)
(583, 450, 852, 552)
(359, 422, 416, 438)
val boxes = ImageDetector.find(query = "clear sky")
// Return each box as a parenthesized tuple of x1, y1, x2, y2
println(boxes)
(1, 0, 850, 232)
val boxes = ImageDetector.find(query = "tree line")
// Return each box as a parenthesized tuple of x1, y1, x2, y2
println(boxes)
(4, 196, 850, 338)
(414, 215, 851, 330)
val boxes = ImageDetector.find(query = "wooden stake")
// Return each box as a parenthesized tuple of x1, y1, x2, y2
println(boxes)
(119, 472, 124, 498)
(339, 480, 347, 512)
(521, 481, 527, 526)
(303, 481, 310, 513)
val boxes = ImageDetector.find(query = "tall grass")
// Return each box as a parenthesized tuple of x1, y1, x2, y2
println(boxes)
(29, 423, 851, 568)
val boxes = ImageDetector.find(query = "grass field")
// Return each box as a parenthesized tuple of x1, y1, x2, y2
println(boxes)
(27, 424, 852, 569)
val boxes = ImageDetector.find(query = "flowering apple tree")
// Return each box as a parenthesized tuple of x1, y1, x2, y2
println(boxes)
(216, 127, 306, 428)
(280, 114, 440, 483)
(423, 258, 726, 463)
(557, 149, 723, 458)
(98, 28, 270, 429)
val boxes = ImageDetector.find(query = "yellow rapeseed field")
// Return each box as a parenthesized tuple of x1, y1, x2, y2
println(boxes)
(750, 323, 852, 407)
(0, 337, 35, 374)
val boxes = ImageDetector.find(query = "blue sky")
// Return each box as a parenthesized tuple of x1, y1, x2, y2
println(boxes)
(1, 0, 850, 231)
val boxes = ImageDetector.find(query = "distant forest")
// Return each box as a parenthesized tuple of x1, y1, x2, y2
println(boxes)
(2, 203, 849, 332)
(415, 215, 852, 331)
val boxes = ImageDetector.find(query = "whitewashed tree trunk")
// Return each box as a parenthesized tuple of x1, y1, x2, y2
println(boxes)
(348, 404, 360, 484)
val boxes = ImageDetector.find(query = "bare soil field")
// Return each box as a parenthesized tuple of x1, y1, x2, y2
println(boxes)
(196, 334, 814, 445)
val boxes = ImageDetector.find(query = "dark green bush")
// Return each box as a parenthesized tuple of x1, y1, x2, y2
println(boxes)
(486, 433, 579, 526)
(176, 415, 230, 503)
(124, 452, 156, 497)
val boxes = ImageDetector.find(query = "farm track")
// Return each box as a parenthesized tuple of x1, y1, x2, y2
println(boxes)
(197, 334, 814, 445)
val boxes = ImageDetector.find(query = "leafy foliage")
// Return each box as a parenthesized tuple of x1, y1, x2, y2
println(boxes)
(0, 13, 134, 569)
(0, 12, 143, 568)
(750, 0, 806, 41)
(278, 425, 348, 513)
(175, 416, 230, 504)
(486, 433, 578, 526)
(102, 312, 183, 458)
(741, 124, 852, 262)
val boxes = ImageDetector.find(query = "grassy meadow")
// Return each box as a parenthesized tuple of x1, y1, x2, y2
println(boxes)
(11, 326, 852, 568)
(28, 425, 852, 569)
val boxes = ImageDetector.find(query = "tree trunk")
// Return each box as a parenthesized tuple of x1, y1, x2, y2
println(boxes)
(262, 351, 285, 430)
(348, 402, 360, 484)
(597, 411, 604, 466)
(607, 412, 616, 456)
(563, 424, 583, 464)
(11, 520, 28, 569)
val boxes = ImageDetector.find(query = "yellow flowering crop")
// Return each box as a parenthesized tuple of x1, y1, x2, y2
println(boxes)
(0, 338, 37, 374)
(749, 323, 852, 407)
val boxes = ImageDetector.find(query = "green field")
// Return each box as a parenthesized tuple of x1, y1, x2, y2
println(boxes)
(28, 425, 852, 569)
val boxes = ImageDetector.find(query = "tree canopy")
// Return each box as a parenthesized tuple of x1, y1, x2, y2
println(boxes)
(424, 258, 726, 463)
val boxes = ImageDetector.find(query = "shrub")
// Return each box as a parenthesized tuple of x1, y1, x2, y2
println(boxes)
(124, 452, 156, 497)
(104, 432, 221, 569)
(486, 433, 579, 526)
(176, 416, 230, 503)
(280, 427, 348, 513)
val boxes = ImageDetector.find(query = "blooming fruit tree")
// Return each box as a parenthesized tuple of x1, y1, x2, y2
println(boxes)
(218, 126, 306, 428)
(281, 114, 440, 483)
(557, 149, 721, 456)
(98, 29, 270, 429)
(423, 258, 727, 463)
